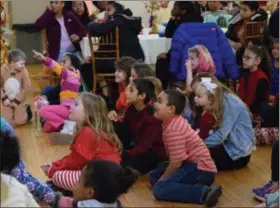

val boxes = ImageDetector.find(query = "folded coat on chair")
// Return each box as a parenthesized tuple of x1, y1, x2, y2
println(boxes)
(169, 23, 239, 81)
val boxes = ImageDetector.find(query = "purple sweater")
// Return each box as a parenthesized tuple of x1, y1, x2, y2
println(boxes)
(35, 8, 87, 60)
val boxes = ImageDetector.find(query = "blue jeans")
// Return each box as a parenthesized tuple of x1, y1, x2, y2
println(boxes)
(149, 162, 216, 204)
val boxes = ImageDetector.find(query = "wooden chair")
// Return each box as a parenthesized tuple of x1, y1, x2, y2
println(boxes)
(242, 21, 265, 45)
(88, 27, 120, 92)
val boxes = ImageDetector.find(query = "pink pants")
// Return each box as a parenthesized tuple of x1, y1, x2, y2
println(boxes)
(52, 170, 81, 191)
(40, 105, 69, 132)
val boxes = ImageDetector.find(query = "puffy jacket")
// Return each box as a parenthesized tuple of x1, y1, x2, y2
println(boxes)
(169, 22, 239, 81)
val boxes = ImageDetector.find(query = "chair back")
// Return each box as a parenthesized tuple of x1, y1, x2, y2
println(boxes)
(243, 21, 265, 45)
(88, 26, 120, 92)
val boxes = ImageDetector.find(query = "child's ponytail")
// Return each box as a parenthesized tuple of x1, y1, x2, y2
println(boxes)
(246, 45, 272, 81)
(118, 167, 139, 194)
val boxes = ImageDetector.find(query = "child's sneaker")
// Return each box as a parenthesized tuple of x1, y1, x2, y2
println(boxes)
(60, 120, 76, 135)
(253, 188, 270, 202)
(253, 181, 274, 194)
(204, 185, 222, 207)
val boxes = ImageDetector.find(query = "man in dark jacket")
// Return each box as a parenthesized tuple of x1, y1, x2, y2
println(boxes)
(88, 2, 144, 63)
(35, 1, 87, 61)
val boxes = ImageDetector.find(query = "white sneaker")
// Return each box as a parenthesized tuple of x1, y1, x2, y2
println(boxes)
(60, 120, 76, 135)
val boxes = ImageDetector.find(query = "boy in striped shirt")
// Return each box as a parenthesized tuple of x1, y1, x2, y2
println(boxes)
(150, 89, 222, 207)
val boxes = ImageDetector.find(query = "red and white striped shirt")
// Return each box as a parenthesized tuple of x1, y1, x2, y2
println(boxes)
(163, 116, 217, 173)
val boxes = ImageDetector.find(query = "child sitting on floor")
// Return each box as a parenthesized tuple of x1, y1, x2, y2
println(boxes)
(54, 160, 138, 208)
(41, 92, 122, 192)
(108, 57, 137, 122)
(33, 50, 81, 133)
(0, 49, 32, 126)
(114, 78, 166, 174)
(0, 117, 57, 205)
(150, 89, 221, 207)
(0, 131, 39, 207)
(193, 78, 223, 140)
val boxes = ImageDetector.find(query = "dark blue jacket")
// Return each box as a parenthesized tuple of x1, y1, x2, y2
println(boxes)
(169, 23, 239, 81)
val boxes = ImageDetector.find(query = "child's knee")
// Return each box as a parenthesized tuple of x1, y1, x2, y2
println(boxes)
(152, 181, 168, 200)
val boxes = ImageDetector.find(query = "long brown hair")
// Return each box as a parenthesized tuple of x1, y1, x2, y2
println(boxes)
(78, 92, 122, 151)
(196, 81, 223, 129)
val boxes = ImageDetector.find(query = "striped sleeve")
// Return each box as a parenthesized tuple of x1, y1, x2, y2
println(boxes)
(44, 58, 63, 76)
(164, 130, 187, 163)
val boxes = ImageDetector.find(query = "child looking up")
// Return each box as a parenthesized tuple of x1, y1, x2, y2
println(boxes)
(54, 160, 138, 208)
(33, 50, 82, 133)
(0, 131, 39, 207)
(108, 57, 137, 121)
(115, 78, 166, 174)
(129, 63, 155, 82)
(41, 92, 121, 192)
(194, 78, 223, 140)
(1, 49, 32, 126)
(238, 45, 271, 116)
(150, 89, 221, 207)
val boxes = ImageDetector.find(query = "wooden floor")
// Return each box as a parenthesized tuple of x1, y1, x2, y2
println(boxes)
(14, 65, 272, 207)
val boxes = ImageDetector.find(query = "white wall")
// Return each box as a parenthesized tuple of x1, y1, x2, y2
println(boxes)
(11, 1, 151, 26)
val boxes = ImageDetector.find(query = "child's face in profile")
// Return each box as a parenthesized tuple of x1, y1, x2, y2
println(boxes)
(188, 52, 199, 70)
(242, 49, 260, 70)
(129, 68, 138, 83)
(272, 42, 279, 60)
(194, 85, 212, 109)
(115, 69, 126, 84)
(154, 92, 173, 121)
(69, 98, 85, 125)
(125, 83, 140, 104)
(10, 60, 25, 71)
(73, 166, 94, 201)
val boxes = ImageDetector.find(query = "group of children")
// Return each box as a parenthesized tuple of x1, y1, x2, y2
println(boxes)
(1, 34, 279, 206)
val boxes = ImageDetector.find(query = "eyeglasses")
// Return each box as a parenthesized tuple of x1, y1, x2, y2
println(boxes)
(243, 55, 256, 60)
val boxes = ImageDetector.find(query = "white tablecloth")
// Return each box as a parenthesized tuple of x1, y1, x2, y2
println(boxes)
(79, 35, 171, 65)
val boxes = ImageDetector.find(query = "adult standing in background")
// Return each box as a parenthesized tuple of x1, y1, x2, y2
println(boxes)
(35, 1, 87, 61)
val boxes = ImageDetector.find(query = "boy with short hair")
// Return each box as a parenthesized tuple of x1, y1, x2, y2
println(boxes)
(1, 49, 32, 125)
(150, 89, 221, 207)
(115, 78, 166, 174)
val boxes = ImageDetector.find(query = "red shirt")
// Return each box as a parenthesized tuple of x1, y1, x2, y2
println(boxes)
(48, 126, 121, 178)
(116, 84, 128, 112)
(123, 104, 166, 158)
(198, 112, 215, 140)
(163, 115, 217, 173)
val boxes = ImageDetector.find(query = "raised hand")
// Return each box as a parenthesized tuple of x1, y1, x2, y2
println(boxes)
(32, 50, 47, 62)
(185, 59, 192, 71)
(108, 110, 118, 122)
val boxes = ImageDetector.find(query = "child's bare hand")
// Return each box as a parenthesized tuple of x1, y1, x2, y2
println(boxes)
(32, 50, 47, 61)
(70, 34, 80, 42)
(9, 102, 17, 108)
(41, 164, 52, 176)
(185, 60, 192, 71)
(108, 110, 118, 121)
(3, 99, 11, 106)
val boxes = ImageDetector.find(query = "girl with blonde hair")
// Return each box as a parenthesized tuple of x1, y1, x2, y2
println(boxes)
(181, 45, 216, 94)
(41, 92, 121, 192)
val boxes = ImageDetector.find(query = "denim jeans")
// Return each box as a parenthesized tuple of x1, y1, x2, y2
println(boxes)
(149, 162, 216, 204)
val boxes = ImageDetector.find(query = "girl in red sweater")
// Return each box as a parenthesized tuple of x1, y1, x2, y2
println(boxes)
(41, 92, 122, 192)
(193, 77, 223, 140)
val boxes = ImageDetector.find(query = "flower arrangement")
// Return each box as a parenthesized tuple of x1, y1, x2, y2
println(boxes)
(143, 0, 161, 28)
(0, 1, 10, 66)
